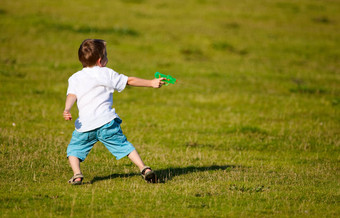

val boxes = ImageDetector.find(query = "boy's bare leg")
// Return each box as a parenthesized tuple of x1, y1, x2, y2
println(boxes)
(68, 156, 82, 181)
(127, 150, 151, 173)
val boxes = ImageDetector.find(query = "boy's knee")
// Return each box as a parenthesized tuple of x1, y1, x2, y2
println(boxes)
(67, 153, 86, 162)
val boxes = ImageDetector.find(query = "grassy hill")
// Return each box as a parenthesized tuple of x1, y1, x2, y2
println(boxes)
(0, 0, 339, 217)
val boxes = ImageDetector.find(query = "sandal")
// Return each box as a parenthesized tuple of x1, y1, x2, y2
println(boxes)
(68, 173, 84, 185)
(141, 166, 157, 183)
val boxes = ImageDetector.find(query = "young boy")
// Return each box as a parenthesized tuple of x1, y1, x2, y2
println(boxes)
(64, 39, 165, 184)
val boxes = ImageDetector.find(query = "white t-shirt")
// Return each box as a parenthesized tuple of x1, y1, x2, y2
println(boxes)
(67, 66, 128, 132)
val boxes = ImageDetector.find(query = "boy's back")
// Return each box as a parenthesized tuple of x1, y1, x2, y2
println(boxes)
(67, 66, 128, 132)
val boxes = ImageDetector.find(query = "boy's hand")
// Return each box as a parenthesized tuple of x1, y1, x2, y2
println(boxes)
(63, 110, 72, 121)
(151, 78, 165, 88)
(64, 94, 76, 121)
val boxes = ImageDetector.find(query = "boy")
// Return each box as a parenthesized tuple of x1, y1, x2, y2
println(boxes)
(64, 39, 165, 184)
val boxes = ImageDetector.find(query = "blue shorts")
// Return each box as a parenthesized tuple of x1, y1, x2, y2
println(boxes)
(67, 118, 135, 162)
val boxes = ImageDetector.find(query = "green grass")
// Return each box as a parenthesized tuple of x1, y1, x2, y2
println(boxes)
(0, 0, 339, 217)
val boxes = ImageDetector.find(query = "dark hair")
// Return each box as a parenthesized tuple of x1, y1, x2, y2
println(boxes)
(78, 39, 107, 67)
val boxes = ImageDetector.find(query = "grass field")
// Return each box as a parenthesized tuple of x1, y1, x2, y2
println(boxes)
(0, 0, 339, 217)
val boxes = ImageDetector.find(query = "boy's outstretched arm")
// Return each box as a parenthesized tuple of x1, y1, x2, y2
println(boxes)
(127, 77, 165, 88)
(63, 94, 77, 121)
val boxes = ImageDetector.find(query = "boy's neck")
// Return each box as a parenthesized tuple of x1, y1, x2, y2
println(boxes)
(85, 65, 101, 68)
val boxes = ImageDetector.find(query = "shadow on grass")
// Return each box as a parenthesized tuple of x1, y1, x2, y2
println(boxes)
(90, 165, 237, 184)
(90, 172, 139, 184)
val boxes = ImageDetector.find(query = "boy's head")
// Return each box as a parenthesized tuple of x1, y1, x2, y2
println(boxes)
(78, 39, 108, 67)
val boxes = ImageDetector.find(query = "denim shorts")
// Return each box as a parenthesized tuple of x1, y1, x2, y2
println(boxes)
(67, 118, 135, 161)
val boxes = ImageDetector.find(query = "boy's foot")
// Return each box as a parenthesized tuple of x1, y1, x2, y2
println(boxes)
(68, 173, 84, 185)
(141, 166, 157, 183)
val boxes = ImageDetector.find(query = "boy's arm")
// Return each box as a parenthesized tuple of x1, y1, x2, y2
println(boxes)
(127, 77, 165, 88)
(63, 94, 77, 121)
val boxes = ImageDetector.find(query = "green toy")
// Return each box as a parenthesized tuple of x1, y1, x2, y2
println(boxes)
(155, 72, 177, 86)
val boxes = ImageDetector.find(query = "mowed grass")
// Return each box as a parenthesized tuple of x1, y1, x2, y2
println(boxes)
(0, 0, 339, 217)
